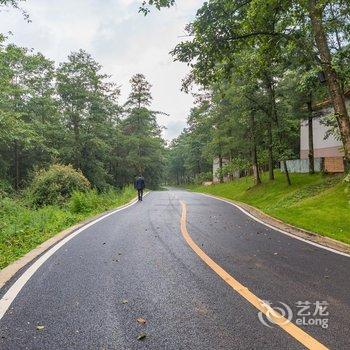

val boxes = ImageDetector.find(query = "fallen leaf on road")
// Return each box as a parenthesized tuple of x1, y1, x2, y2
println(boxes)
(36, 325, 45, 331)
(137, 317, 147, 325)
(137, 333, 147, 341)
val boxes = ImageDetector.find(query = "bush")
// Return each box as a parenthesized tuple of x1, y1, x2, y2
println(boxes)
(0, 184, 136, 269)
(28, 164, 91, 207)
(69, 190, 102, 214)
(69, 185, 135, 214)
(194, 172, 213, 185)
(0, 179, 13, 198)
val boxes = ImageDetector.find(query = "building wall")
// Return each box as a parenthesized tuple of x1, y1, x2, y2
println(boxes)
(281, 158, 323, 173)
(324, 157, 344, 173)
(300, 98, 350, 159)
(213, 157, 229, 183)
(281, 157, 345, 173)
(300, 110, 343, 159)
(300, 146, 343, 159)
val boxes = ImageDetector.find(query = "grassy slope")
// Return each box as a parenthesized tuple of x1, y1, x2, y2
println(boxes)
(189, 172, 350, 244)
(0, 186, 136, 269)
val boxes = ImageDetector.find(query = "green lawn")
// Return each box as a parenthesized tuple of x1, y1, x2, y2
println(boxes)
(188, 172, 350, 244)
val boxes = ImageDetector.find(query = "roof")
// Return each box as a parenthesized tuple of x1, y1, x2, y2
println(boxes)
(313, 90, 350, 111)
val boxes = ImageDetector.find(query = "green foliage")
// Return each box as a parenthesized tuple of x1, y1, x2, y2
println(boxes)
(28, 164, 90, 207)
(221, 158, 250, 177)
(56, 50, 121, 190)
(0, 185, 136, 269)
(0, 37, 165, 191)
(344, 173, 350, 200)
(0, 179, 13, 198)
(69, 185, 134, 214)
(119, 74, 166, 188)
(189, 172, 349, 244)
(139, 0, 175, 14)
(193, 172, 212, 185)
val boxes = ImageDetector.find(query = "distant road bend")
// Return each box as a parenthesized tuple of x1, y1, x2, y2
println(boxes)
(1, 189, 349, 349)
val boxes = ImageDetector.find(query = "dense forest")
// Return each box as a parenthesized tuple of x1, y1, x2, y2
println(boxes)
(0, 0, 167, 267)
(0, 36, 165, 192)
(144, 0, 350, 186)
(1, 0, 350, 192)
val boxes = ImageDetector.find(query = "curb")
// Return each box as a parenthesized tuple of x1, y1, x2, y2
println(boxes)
(199, 193, 350, 256)
(0, 194, 142, 289)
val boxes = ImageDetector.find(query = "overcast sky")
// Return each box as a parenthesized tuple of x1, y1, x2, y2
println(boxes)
(0, 0, 204, 141)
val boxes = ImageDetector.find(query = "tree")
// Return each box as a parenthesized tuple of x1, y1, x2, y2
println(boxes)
(125, 73, 152, 109)
(0, 39, 58, 189)
(0, 33, 166, 191)
(121, 74, 165, 188)
(0, 0, 28, 20)
(0, 0, 24, 9)
(142, 0, 350, 167)
(306, 0, 350, 167)
(56, 50, 121, 190)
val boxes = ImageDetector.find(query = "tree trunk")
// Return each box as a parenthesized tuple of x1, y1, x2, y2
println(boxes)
(218, 154, 224, 183)
(308, 0, 350, 167)
(282, 160, 291, 186)
(266, 76, 291, 184)
(14, 140, 20, 191)
(307, 98, 315, 174)
(250, 115, 261, 185)
(72, 113, 81, 168)
(267, 122, 274, 180)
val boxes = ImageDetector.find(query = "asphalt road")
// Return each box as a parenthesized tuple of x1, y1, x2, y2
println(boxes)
(0, 190, 349, 349)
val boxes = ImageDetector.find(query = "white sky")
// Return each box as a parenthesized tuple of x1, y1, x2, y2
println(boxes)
(0, 0, 204, 141)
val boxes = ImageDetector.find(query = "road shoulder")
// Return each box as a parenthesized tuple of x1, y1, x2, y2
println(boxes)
(0, 194, 143, 289)
(199, 193, 350, 256)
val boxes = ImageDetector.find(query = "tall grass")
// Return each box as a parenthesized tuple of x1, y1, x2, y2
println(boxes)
(0, 185, 136, 269)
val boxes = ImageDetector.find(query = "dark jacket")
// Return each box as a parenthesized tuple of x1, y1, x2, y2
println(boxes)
(134, 177, 145, 190)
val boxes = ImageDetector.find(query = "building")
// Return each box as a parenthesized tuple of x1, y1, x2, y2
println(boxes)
(299, 91, 350, 173)
(212, 157, 229, 183)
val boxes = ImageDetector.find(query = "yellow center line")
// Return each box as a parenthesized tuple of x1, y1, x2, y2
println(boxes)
(179, 201, 328, 350)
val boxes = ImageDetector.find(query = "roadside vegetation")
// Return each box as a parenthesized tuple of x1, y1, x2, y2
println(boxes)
(0, 5, 166, 271)
(145, 1, 350, 246)
(188, 172, 350, 244)
(0, 165, 136, 269)
(1, 0, 350, 269)
(148, 1, 350, 188)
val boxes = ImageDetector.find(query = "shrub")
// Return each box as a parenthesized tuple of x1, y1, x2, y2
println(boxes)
(69, 190, 101, 214)
(69, 185, 135, 214)
(28, 164, 91, 207)
(0, 184, 136, 269)
(0, 179, 13, 198)
(194, 172, 213, 185)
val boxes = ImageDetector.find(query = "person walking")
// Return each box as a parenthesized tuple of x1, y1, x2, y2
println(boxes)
(134, 175, 145, 201)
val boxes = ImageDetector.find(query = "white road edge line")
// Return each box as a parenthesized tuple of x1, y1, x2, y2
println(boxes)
(199, 193, 350, 258)
(0, 192, 149, 320)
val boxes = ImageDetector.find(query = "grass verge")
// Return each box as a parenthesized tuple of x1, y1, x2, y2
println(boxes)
(0, 186, 136, 269)
(188, 172, 350, 245)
